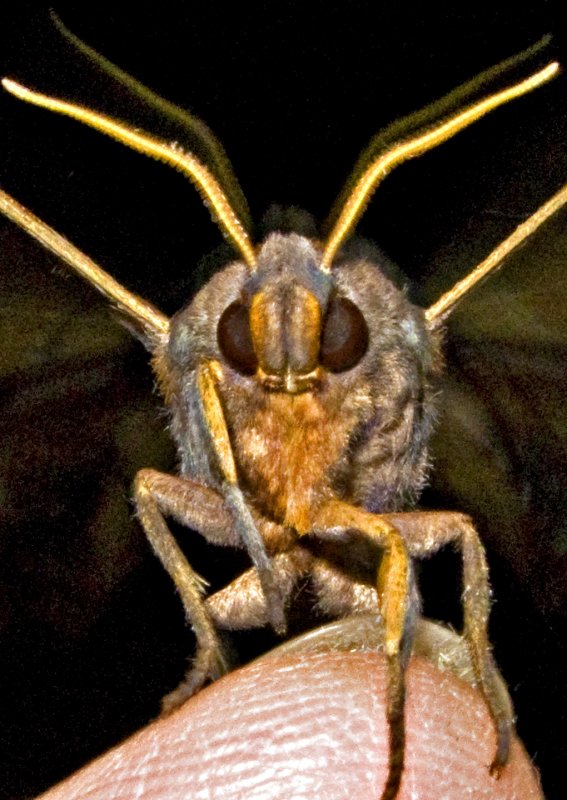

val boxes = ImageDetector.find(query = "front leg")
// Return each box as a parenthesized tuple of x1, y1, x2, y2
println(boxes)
(310, 499, 412, 800)
(197, 361, 286, 634)
(134, 468, 237, 712)
(382, 510, 514, 773)
(207, 545, 313, 630)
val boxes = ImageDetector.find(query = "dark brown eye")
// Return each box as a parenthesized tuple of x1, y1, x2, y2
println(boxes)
(320, 297, 368, 372)
(217, 302, 258, 375)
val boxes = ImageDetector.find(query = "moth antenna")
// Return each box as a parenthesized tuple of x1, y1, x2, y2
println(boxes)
(0, 187, 170, 346)
(50, 11, 252, 232)
(324, 37, 552, 236)
(321, 60, 559, 271)
(425, 182, 567, 326)
(1, 78, 257, 271)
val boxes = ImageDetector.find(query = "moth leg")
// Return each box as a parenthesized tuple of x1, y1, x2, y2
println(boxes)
(310, 556, 421, 638)
(311, 500, 412, 800)
(134, 467, 236, 713)
(310, 558, 380, 617)
(382, 510, 514, 773)
(197, 360, 286, 633)
(206, 546, 313, 630)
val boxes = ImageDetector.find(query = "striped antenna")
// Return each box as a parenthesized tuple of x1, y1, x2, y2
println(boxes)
(50, 11, 252, 232)
(425, 182, 567, 326)
(2, 78, 257, 271)
(321, 61, 559, 271)
(0, 187, 170, 345)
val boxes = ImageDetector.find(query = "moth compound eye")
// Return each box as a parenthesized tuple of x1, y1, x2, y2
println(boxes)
(320, 297, 369, 372)
(217, 301, 258, 375)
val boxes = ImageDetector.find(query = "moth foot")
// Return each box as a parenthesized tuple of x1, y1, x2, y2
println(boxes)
(160, 646, 230, 716)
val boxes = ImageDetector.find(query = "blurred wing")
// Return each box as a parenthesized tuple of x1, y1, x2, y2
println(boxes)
(424, 202, 567, 617)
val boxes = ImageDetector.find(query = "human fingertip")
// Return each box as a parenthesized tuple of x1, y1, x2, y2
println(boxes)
(39, 651, 543, 800)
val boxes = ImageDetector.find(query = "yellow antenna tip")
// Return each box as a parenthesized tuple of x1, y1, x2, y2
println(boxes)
(547, 61, 560, 76)
(2, 77, 24, 94)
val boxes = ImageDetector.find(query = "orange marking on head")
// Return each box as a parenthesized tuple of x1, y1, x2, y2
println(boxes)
(250, 287, 323, 377)
(294, 289, 322, 370)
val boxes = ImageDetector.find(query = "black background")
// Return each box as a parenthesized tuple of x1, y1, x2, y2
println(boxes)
(0, 3, 565, 798)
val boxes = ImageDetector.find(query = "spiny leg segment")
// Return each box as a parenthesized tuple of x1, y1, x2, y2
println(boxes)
(311, 500, 413, 800)
(382, 509, 514, 771)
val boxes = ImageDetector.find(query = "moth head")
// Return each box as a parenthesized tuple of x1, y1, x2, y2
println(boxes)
(167, 228, 438, 408)
(216, 234, 372, 392)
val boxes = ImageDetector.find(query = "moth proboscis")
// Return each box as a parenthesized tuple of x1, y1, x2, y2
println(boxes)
(1, 20, 564, 800)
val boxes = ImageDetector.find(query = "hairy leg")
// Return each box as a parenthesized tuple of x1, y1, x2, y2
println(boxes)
(134, 468, 302, 711)
(134, 468, 239, 712)
(162, 547, 311, 710)
(206, 546, 313, 629)
(197, 361, 286, 633)
(309, 499, 412, 800)
(382, 510, 514, 772)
